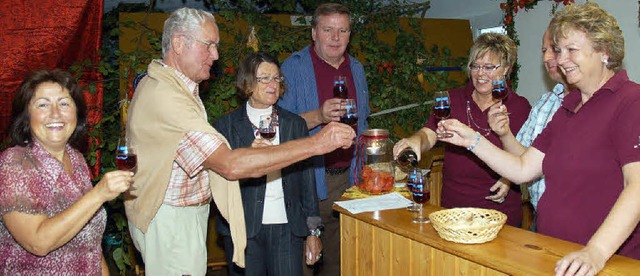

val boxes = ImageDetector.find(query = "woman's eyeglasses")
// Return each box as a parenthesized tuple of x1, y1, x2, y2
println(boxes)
(256, 76, 285, 84)
(469, 64, 501, 73)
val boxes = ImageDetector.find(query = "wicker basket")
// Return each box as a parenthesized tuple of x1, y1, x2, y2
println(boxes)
(429, 208, 507, 244)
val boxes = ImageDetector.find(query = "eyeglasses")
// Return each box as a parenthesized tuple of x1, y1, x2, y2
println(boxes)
(256, 76, 285, 84)
(194, 38, 218, 52)
(469, 64, 501, 73)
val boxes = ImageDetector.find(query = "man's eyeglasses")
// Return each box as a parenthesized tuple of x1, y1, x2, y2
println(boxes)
(469, 64, 501, 73)
(194, 38, 218, 52)
(256, 76, 285, 84)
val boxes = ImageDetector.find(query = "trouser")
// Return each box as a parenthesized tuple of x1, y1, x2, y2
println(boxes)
(316, 169, 349, 275)
(129, 204, 210, 276)
(224, 223, 304, 276)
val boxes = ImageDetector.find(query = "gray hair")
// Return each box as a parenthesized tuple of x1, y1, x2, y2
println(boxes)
(162, 7, 216, 58)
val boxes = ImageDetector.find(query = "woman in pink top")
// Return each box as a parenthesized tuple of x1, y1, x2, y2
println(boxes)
(0, 70, 133, 275)
(438, 3, 640, 275)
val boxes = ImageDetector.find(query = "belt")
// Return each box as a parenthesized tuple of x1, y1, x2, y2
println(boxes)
(185, 198, 210, 207)
(325, 166, 349, 176)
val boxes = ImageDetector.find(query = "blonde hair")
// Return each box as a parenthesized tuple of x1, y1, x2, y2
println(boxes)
(466, 33, 517, 78)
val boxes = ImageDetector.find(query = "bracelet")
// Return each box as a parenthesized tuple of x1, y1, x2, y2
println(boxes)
(466, 132, 481, 151)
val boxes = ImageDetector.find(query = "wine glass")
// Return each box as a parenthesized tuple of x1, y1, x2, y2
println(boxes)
(333, 75, 348, 99)
(406, 169, 421, 212)
(258, 114, 277, 141)
(341, 99, 358, 126)
(433, 91, 453, 138)
(410, 171, 430, 223)
(491, 78, 508, 101)
(116, 137, 137, 171)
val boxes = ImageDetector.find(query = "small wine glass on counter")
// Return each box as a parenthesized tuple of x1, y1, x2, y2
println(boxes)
(405, 169, 421, 212)
(258, 114, 277, 141)
(116, 137, 137, 171)
(433, 90, 453, 138)
(341, 99, 358, 126)
(409, 170, 430, 223)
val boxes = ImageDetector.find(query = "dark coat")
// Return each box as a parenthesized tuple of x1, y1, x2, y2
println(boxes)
(214, 104, 320, 238)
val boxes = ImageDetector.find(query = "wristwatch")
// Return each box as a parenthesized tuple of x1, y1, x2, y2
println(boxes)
(308, 225, 324, 237)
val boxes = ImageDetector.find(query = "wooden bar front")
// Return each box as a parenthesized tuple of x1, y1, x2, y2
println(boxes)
(335, 204, 640, 275)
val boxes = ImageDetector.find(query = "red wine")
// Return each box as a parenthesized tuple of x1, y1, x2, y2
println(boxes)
(492, 88, 508, 100)
(407, 176, 423, 192)
(340, 116, 358, 126)
(492, 81, 508, 100)
(116, 154, 137, 170)
(259, 131, 276, 140)
(433, 106, 451, 119)
(412, 191, 430, 204)
(333, 83, 348, 99)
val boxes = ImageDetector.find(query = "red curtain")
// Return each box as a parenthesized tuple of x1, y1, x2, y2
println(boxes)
(0, 0, 103, 175)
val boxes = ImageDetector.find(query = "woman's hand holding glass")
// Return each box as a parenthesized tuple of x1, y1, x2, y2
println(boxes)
(488, 104, 511, 137)
(96, 170, 135, 201)
(436, 119, 480, 148)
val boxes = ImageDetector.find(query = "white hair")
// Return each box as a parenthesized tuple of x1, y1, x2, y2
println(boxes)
(161, 7, 216, 58)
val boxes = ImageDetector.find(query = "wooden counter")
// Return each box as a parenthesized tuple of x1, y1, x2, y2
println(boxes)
(335, 203, 640, 275)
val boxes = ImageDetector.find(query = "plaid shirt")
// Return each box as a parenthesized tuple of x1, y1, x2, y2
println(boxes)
(155, 60, 222, 206)
(515, 83, 565, 210)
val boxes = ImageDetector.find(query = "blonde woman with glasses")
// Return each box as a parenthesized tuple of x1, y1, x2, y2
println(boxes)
(393, 33, 531, 227)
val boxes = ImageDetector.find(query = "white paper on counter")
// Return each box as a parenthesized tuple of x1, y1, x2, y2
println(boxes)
(334, 192, 412, 214)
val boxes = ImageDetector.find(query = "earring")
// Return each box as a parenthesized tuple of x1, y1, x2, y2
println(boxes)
(602, 58, 608, 66)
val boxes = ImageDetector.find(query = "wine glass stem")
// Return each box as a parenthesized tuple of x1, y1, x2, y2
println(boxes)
(417, 204, 423, 220)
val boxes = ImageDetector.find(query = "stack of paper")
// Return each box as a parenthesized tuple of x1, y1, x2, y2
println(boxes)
(334, 192, 412, 214)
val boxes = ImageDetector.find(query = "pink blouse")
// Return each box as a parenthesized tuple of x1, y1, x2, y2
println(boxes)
(0, 141, 106, 275)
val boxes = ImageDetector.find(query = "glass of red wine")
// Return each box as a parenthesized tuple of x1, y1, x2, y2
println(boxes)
(333, 75, 348, 99)
(433, 90, 453, 138)
(491, 79, 508, 101)
(341, 99, 358, 126)
(406, 169, 421, 212)
(409, 170, 430, 223)
(258, 114, 277, 141)
(116, 137, 137, 171)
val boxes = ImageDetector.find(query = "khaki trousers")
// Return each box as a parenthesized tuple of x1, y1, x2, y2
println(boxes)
(130, 203, 210, 276)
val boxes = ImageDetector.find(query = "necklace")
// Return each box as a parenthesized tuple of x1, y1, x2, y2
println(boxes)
(466, 100, 492, 137)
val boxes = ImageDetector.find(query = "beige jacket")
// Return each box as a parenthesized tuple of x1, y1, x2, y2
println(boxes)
(125, 60, 246, 267)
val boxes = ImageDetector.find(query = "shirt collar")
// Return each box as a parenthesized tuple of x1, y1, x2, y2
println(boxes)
(552, 83, 565, 98)
(154, 59, 199, 95)
(560, 70, 629, 113)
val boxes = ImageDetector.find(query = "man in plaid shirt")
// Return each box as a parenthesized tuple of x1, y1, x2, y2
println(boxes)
(125, 8, 356, 275)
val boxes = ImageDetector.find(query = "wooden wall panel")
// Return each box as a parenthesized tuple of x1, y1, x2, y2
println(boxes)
(356, 219, 374, 276)
(391, 233, 411, 275)
(373, 226, 391, 274)
(341, 215, 358, 275)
